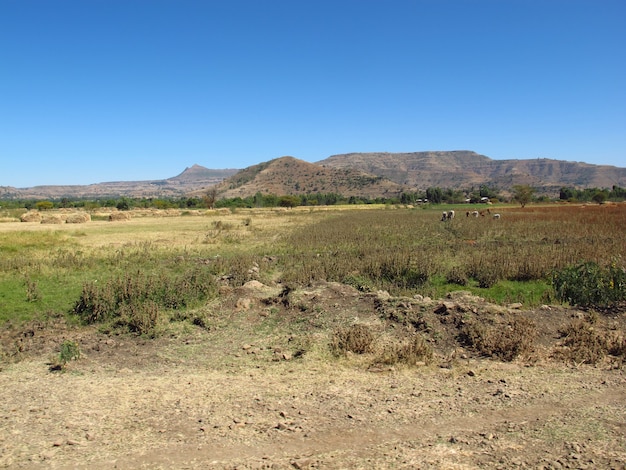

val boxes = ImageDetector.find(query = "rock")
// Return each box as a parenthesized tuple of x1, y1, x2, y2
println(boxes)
(434, 301, 456, 314)
(236, 297, 252, 310)
(507, 302, 523, 309)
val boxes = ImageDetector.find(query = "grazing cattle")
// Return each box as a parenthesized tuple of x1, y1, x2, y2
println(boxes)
(441, 210, 455, 221)
(493, 213, 501, 219)
(472, 211, 479, 217)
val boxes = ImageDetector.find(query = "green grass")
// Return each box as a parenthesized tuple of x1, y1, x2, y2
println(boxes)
(1, 204, 624, 326)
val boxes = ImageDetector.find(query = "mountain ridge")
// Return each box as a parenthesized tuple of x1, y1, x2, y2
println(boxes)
(1, 151, 624, 200)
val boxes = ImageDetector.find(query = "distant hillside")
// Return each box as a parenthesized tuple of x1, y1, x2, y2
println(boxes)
(213, 156, 405, 199)
(0, 165, 238, 200)
(2, 151, 624, 201)
(317, 151, 626, 192)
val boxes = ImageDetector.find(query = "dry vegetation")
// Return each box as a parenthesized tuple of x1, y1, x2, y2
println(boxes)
(0, 203, 625, 468)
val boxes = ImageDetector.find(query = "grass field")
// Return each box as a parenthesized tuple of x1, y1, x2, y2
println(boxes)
(1, 203, 625, 469)
(1, 203, 625, 326)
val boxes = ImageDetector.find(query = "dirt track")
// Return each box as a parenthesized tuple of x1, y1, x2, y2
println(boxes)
(1, 352, 625, 469)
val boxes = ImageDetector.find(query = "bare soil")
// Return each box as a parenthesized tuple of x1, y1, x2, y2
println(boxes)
(1, 282, 625, 469)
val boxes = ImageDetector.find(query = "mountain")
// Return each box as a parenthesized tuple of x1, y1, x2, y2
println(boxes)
(0, 165, 238, 200)
(212, 156, 404, 199)
(316, 151, 626, 192)
(2, 151, 624, 201)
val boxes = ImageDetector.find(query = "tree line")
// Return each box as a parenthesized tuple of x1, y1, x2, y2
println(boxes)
(2, 185, 625, 211)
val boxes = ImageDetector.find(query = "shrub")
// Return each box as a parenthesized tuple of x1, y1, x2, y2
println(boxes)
(446, 265, 468, 286)
(51, 340, 81, 371)
(73, 267, 216, 333)
(330, 324, 375, 356)
(557, 320, 608, 364)
(460, 316, 536, 361)
(375, 334, 433, 366)
(555, 315, 625, 365)
(552, 261, 626, 308)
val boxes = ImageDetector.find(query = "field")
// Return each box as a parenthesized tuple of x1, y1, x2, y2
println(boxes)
(1, 203, 625, 469)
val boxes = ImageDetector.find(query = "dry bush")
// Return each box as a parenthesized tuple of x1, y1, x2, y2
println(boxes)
(555, 319, 625, 364)
(445, 265, 468, 286)
(460, 315, 536, 361)
(116, 300, 160, 336)
(330, 324, 375, 356)
(374, 334, 433, 366)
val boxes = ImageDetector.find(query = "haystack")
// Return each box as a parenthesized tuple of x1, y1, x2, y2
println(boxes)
(40, 215, 63, 224)
(66, 213, 91, 224)
(109, 212, 131, 222)
(20, 211, 42, 223)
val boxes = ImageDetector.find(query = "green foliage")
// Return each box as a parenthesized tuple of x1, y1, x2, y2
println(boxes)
(73, 267, 217, 334)
(560, 185, 626, 202)
(35, 201, 54, 211)
(51, 340, 81, 371)
(552, 261, 626, 308)
(512, 185, 535, 207)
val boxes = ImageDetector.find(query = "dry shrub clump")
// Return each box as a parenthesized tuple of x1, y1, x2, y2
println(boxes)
(73, 268, 217, 335)
(460, 315, 536, 361)
(374, 334, 433, 366)
(330, 324, 375, 356)
(556, 319, 626, 364)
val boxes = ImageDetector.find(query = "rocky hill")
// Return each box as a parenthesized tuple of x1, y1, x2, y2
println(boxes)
(212, 156, 405, 199)
(317, 151, 626, 192)
(0, 165, 238, 200)
(2, 151, 624, 200)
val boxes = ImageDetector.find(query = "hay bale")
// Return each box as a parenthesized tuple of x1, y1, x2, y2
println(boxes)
(41, 215, 63, 224)
(66, 212, 91, 224)
(109, 212, 131, 222)
(20, 211, 42, 223)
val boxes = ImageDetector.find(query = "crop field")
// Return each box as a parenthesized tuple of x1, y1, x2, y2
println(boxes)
(0, 203, 625, 469)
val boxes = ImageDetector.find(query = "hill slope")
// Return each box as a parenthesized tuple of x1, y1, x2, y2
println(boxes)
(317, 151, 626, 191)
(0, 165, 238, 200)
(214, 156, 405, 199)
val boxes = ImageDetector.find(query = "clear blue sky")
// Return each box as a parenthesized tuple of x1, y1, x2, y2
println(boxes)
(1, 0, 624, 187)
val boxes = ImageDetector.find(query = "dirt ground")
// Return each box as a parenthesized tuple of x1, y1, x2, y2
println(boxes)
(1, 281, 625, 469)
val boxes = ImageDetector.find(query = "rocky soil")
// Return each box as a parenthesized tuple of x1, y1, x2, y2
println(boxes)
(1, 282, 625, 469)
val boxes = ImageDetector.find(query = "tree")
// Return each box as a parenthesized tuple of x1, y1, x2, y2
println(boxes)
(592, 190, 608, 205)
(512, 185, 534, 208)
(425, 187, 443, 204)
(203, 187, 218, 209)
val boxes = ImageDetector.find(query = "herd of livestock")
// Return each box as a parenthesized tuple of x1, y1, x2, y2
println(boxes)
(441, 209, 501, 221)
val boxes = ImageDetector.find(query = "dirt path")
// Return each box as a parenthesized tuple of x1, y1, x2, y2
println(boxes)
(2, 355, 625, 469)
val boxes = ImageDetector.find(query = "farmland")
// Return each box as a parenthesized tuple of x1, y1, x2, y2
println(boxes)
(0, 203, 625, 469)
